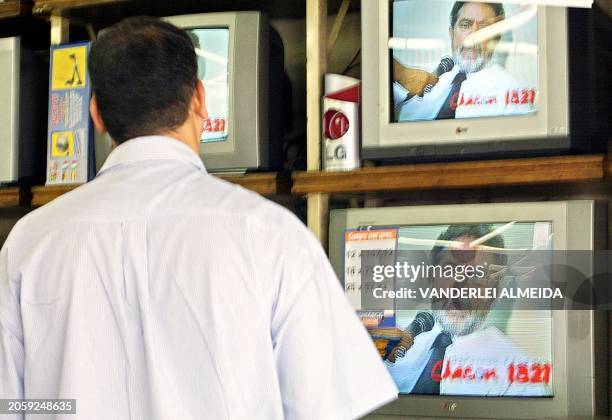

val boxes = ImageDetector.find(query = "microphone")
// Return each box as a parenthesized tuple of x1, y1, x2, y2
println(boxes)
(407, 311, 435, 336)
(424, 57, 454, 95)
(388, 312, 435, 363)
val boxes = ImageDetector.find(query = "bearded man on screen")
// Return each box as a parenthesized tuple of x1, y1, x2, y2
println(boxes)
(393, 1, 534, 121)
(380, 225, 547, 397)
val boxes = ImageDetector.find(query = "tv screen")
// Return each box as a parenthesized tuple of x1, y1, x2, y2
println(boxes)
(391, 1, 538, 122)
(378, 222, 553, 398)
(187, 28, 230, 143)
(96, 12, 282, 173)
(361, 1, 571, 161)
(329, 201, 607, 418)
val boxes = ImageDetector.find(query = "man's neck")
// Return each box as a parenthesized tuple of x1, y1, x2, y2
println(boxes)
(464, 61, 496, 77)
(158, 128, 200, 155)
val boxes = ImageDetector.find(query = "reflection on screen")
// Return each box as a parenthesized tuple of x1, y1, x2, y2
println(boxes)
(350, 222, 554, 398)
(390, 0, 538, 123)
(188, 28, 230, 143)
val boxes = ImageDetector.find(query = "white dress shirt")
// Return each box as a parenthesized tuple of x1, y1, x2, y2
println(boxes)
(385, 324, 548, 397)
(0, 136, 397, 420)
(394, 62, 535, 121)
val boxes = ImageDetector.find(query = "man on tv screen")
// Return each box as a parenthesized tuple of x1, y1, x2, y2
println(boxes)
(392, 1, 538, 122)
(376, 225, 549, 397)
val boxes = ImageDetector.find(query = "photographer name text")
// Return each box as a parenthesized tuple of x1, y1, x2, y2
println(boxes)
(372, 287, 564, 300)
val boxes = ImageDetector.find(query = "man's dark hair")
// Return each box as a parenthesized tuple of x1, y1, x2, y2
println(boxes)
(431, 224, 508, 266)
(89, 16, 199, 144)
(450, 2, 505, 28)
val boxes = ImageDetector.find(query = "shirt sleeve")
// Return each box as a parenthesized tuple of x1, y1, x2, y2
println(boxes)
(269, 225, 398, 420)
(0, 243, 25, 411)
(393, 81, 410, 105)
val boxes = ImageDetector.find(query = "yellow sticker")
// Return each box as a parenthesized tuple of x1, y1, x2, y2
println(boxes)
(51, 46, 87, 90)
(51, 131, 74, 157)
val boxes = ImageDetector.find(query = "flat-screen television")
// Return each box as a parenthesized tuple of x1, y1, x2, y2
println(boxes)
(95, 11, 285, 173)
(329, 201, 608, 418)
(361, 1, 596, 161)
(0, 36, 47, 185)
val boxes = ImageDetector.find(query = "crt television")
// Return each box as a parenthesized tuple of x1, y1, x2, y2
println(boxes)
(0, 36, 48, 185)
(329, 201, 608, 418)
(361, 0, 598, 161)
(95, 12, 284, 173)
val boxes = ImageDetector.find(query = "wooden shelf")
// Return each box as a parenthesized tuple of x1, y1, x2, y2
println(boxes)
(0, 0, 31, 19)
(217, 172, 290, 195)
(32, 0, 125, 14)
(31, 184, 77, 206)
(0, 188, 20, 208)
(31, 172, 289, 206)
(58, 0, 357, 21)
(292, 155, 607, 195)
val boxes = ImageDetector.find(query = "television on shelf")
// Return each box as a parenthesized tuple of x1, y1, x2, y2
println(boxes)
(0, 36, 48, 185)
(329, 201, 608, 418)
(95, 11, 286, 174)
(361, 0, 602, 162)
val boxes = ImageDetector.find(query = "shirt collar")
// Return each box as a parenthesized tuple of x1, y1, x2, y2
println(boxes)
(98, 135, 206, 176)
(463, 62, 497, 80)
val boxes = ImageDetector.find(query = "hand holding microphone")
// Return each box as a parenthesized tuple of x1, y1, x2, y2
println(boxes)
(424, 57, 454, 94)
(393, 57, 454, 98)
(387, 332, 415, 363)
(370, 312, 435, 363)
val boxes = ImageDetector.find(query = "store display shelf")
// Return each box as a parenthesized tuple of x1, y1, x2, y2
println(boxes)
(0, 0, 31, 19)
(0, 188, 20, 208)
(31, 172, 289, 206)
(32, 0, 126, 14)
(292, 155, 607, 195)
(217, 172, 291, 196)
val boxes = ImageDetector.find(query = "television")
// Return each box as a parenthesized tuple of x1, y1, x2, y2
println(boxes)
(95, 11, 286, 174)
(329, 201, 608, 418)
(0, 36, 48, 185)
(361, 0, 600, 161)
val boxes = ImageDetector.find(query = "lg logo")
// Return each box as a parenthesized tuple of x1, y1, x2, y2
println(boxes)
(324, 109, 350, 140)
(443, 401, 458, 412)
(325, 144, 346, 160)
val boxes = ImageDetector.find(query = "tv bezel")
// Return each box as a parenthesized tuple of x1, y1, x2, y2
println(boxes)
(361, 0, 571, 161)
(163, 12, 269, 172)
(1, 36, 47, 186)
(328, 201, 607, 418)
(0, 36, 21, 183)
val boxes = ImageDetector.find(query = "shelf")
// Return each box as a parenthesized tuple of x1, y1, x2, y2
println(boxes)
(31, 172, 289, 206)
(0, 188, 20, 208)
(32, 0, 126, 14)
(0, 0, 31, 19)
(31, 184, 77, 206)
(59, 0, 357, 21)
(292, 155, 607, 195)
(217, 172, 290, 195)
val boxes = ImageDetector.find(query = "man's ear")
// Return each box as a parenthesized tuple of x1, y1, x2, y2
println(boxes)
(193, 80, 209, 121)
(90, 95, 108, 135)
